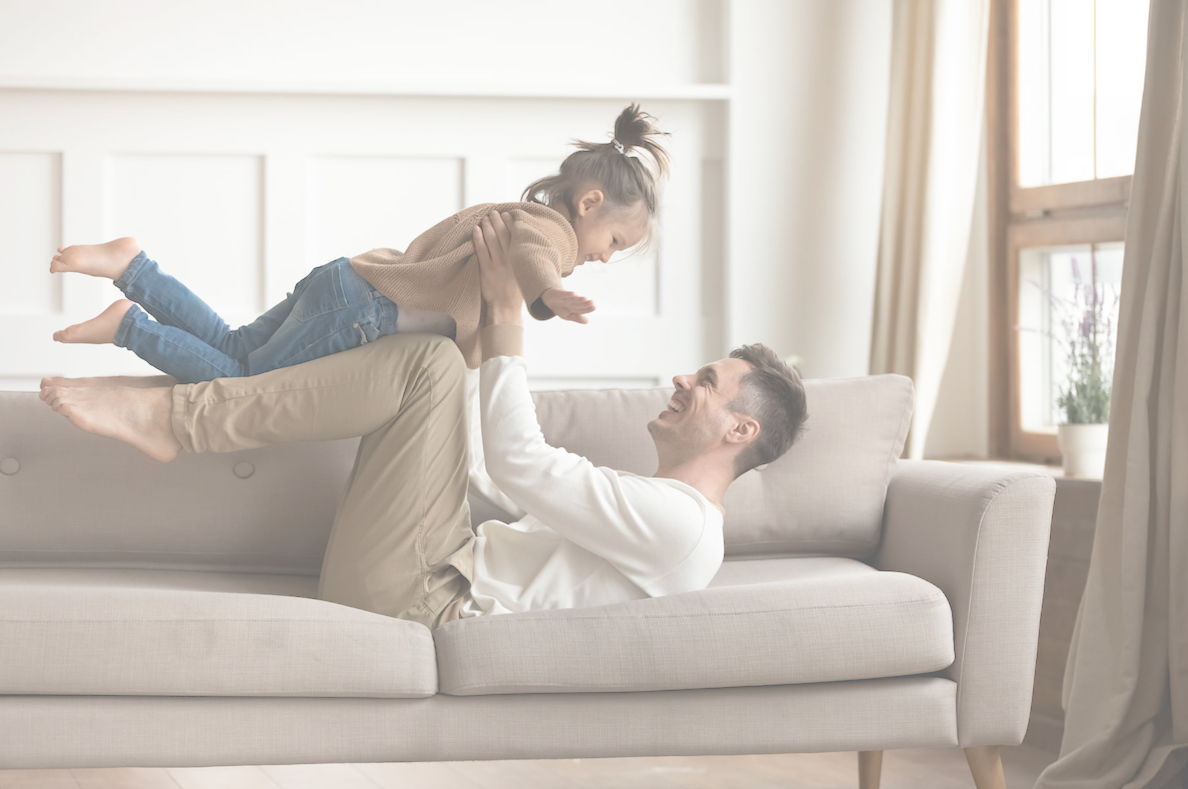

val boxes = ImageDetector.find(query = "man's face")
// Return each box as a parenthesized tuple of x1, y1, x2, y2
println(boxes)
(647, 358, 755, 460)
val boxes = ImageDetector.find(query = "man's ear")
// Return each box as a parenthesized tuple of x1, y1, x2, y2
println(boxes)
(724, 416, 760, 447)
(575, 189, 605, 216)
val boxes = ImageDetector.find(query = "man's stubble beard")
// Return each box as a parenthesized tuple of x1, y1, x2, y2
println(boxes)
(648, 418, 712, 466)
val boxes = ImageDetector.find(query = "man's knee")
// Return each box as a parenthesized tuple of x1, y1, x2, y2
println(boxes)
(421, 334, 466, 387)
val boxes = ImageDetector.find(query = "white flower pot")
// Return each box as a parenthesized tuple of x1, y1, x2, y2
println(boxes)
(1057, 423, 1109, 478)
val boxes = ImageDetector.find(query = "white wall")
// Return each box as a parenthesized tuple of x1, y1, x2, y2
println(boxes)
(0, 0, 725, 391)
(725, 0, 988, 457)
(0, 0, 711, 87)
(0, 0, 991, 457)
(726, 0, 893, 379)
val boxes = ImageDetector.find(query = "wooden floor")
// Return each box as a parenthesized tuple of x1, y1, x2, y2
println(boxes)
(0, 745, 1055, 788)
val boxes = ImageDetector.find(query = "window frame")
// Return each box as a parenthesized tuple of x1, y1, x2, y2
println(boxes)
(989, 0, 1133, 462)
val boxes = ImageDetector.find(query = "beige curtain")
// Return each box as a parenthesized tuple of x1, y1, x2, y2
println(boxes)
(1035, 3, 1188, 788)
(870, 0, 989, 459)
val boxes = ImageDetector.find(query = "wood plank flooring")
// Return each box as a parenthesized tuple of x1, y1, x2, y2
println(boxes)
(1, 745, 1055, 788)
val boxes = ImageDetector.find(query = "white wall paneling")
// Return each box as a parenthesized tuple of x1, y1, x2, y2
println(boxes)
(306, 156, 464, 271)
(106, 154, 265, 316)
(0, 88, 723, 387)
(4, 2, 977, 451)
(0, 151, 61, 314)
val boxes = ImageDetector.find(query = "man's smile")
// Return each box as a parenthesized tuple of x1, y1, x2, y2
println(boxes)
(659, 393, 687, 419)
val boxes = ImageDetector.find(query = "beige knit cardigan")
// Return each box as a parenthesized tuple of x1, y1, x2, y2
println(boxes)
(350, 202, 578, 368)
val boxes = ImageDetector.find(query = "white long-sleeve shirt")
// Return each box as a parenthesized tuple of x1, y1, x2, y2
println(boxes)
(459, 325, 725, 617)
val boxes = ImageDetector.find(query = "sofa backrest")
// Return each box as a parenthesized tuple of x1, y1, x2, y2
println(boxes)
(532, 375, 914, 559)
(0, 391, 356, 575)
(0, 375, 911, 573)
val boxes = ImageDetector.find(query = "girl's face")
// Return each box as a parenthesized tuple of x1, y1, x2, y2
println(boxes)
(568, 190, 649, 267)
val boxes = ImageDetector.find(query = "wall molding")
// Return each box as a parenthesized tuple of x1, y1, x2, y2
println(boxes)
(0, 76, 732, 101)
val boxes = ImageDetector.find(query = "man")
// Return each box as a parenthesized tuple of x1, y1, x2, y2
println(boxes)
(39, 211, 808, 628)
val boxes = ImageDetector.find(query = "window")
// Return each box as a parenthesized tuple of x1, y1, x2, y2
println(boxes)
(1016, 0, 1148, 188)
(989, 0, 1147, 461)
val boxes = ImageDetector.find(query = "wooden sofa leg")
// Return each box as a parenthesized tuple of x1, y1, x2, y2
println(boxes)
(964, 745, 1007, 789)
(858, 750, 883, 789)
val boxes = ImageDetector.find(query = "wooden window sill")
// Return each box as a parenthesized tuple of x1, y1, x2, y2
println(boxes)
(938, 457, 1103, 485)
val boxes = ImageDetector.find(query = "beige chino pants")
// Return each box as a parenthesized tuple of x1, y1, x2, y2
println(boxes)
(169, 334, 475, 629)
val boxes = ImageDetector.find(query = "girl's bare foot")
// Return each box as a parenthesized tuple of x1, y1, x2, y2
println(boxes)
(40, 374, 178, 389)
(53, 299, 135, 344)
(50, 237, 141, 280)
(38, 384, 181, 462)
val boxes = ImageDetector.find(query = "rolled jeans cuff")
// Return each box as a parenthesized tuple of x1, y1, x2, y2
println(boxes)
(111, 303, 141, 349)
(113, 250, 150, 293)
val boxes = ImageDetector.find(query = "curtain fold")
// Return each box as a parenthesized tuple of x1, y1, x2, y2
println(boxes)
(1034, 2, 1188, 787)
(869, 0, 989, 459)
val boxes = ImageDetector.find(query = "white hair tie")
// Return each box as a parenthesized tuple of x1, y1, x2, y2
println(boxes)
(611, 139, 626, 155)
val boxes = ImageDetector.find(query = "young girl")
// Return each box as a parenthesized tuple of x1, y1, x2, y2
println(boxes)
(49, 105, 670, 381)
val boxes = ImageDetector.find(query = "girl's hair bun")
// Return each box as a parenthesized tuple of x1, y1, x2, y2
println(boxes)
(522, 103, 672, 225)
(611, 103, 671, 179)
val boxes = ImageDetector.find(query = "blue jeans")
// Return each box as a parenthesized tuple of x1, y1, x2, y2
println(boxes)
(112, 252, 400, 384)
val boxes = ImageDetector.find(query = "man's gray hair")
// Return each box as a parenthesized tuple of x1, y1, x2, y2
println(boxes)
(727, 344, 809, 477)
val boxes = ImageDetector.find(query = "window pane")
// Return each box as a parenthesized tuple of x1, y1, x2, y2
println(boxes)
(1017, 0, 1149, 187)
(1017, 0, 1052, 187)
(1018, 244, 1122, 431)
(1095, 0, 1149, 178)
(1019, 0, 1094, 187)
(1048, 0, 1096, 184)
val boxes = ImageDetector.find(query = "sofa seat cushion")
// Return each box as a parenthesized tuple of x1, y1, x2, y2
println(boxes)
(434, 557, 954, 696)
(0, 568, 438, 698)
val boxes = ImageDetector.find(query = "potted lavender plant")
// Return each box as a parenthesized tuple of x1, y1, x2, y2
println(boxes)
(1051, 253, 1118, 477)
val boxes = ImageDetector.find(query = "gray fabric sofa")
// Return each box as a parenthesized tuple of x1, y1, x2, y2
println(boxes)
(0, 375, 1055, 787)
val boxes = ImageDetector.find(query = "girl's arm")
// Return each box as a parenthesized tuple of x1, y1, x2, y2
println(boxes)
(503, 209, 595, 323)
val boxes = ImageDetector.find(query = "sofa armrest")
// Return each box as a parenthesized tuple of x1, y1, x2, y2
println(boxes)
(874, 460, 1055, 747)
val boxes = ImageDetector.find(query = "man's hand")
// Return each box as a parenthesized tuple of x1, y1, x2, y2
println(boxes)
(541, 287, 595, 324)
(473, 211, 523, 326)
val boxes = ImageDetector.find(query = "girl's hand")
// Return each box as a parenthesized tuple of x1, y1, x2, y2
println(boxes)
(541, 287, 595, 324)
(473, 211, 523, 324)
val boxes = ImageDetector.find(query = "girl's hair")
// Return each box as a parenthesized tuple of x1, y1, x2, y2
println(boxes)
(522, 104, 671, 226)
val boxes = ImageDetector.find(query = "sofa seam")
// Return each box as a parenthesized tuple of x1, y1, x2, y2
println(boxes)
(5, 690, 436, 698)
(0, 549, 324, 558)
(438, 593, 950, 630)
(442, 659, 957, 694)
(725, 538, 879, 549)
(0, 620, 433, 630)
